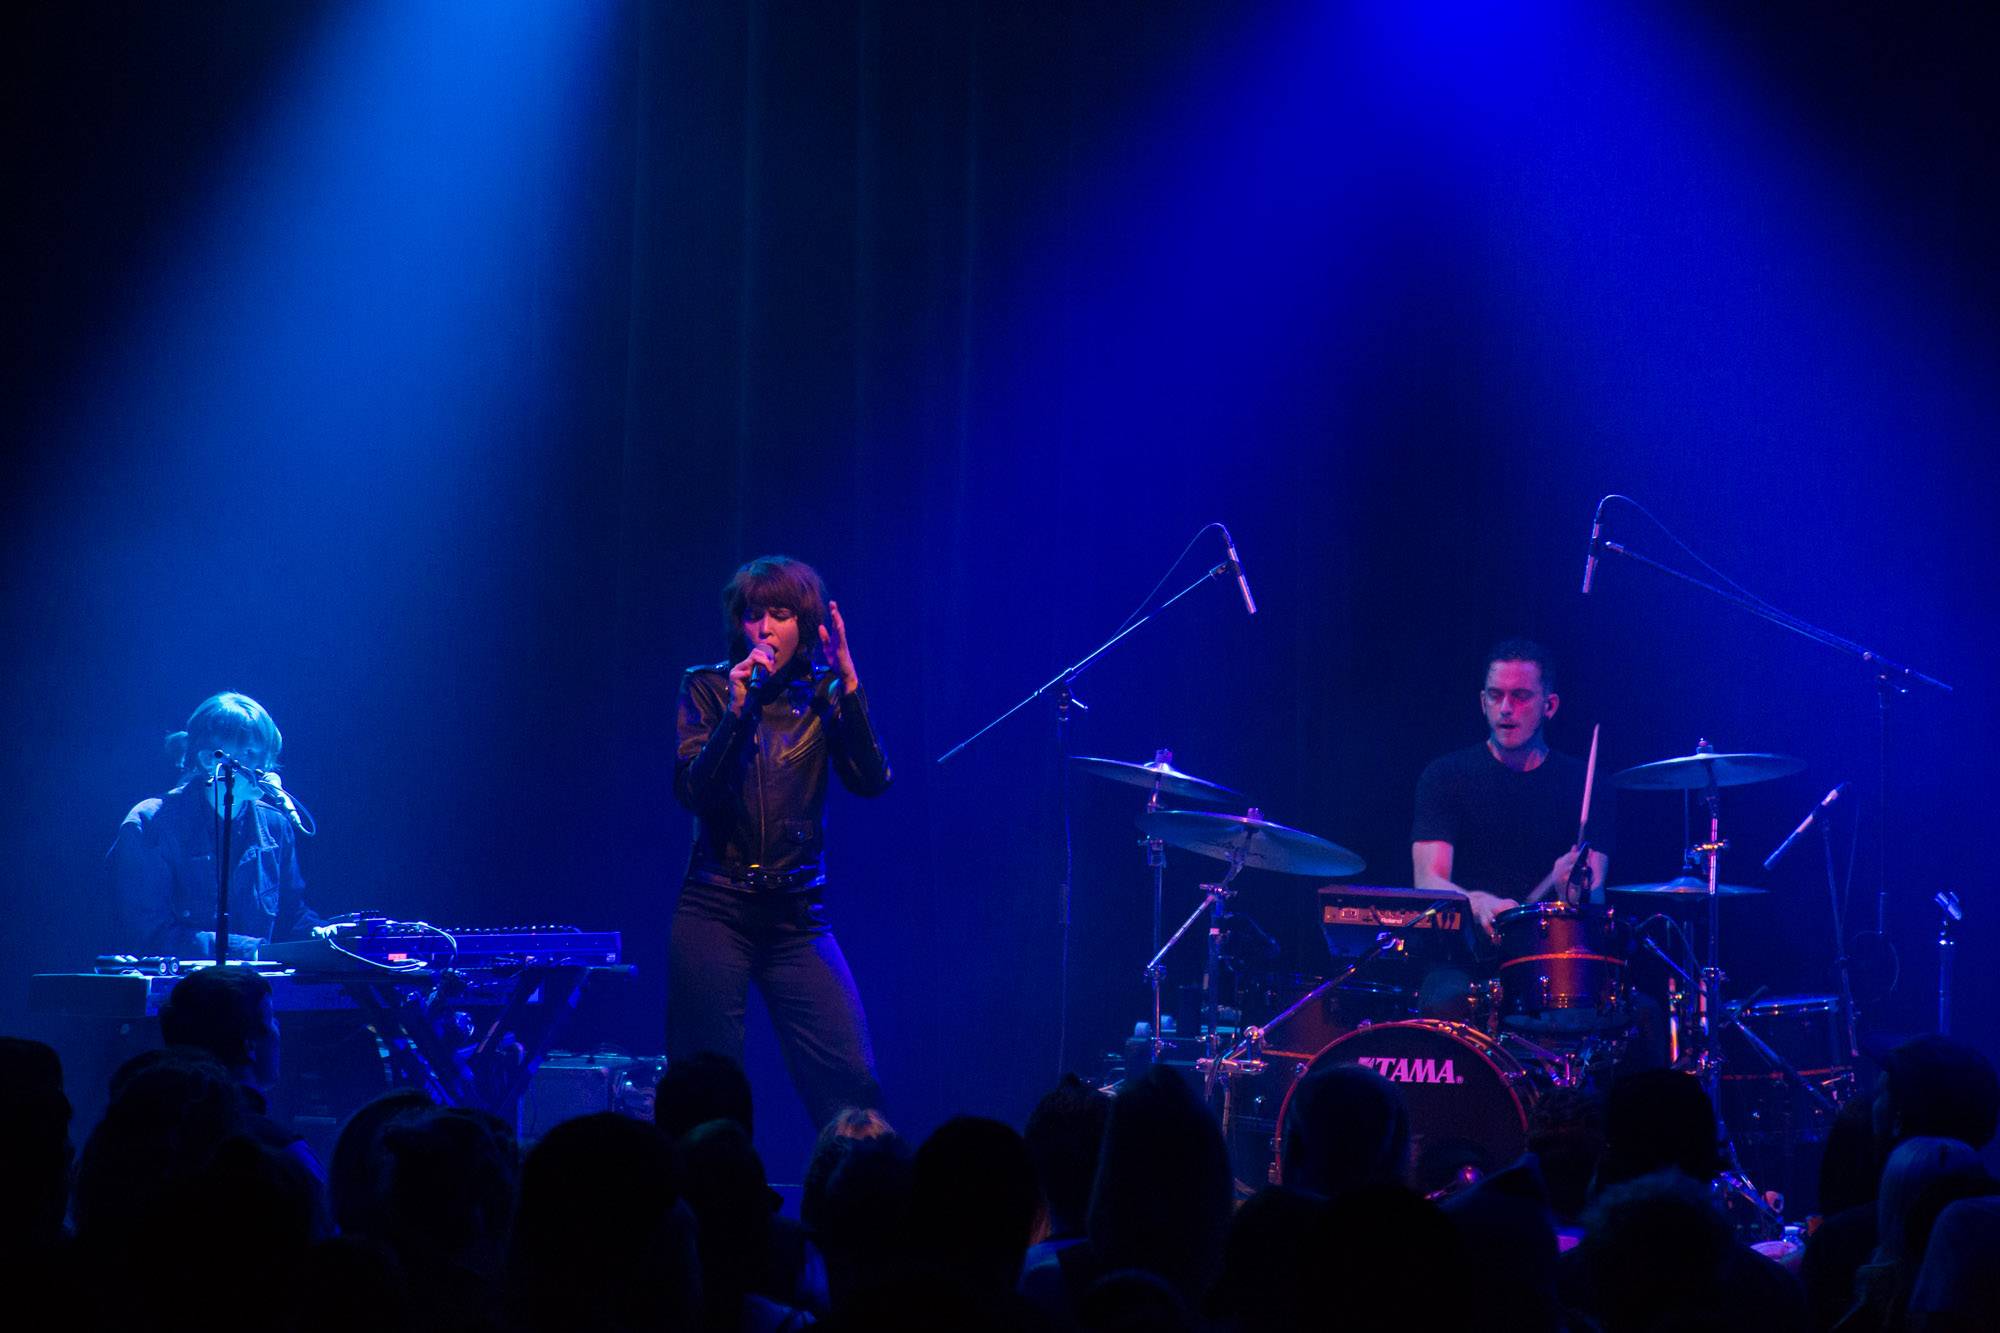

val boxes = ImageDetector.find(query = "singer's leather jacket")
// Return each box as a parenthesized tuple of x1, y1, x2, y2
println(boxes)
(109, 781, 320, 959)
(674, 656, 892, 892)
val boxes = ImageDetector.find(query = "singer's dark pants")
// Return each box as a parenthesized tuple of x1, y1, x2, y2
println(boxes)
(668, 880, 883, 1132)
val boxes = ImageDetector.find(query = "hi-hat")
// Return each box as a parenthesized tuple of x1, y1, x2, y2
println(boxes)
(1612, 751, 1805, 791)
(1072, 755, 1241, 805)
(1604, 877, 1767, 899)
(1136, 808, 1365, 878)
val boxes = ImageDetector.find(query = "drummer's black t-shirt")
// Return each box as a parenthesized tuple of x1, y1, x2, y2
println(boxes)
(1411, 744, 1616, 900)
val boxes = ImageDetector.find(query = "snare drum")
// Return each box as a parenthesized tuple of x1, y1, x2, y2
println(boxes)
(1494, 903, 1631, 1032)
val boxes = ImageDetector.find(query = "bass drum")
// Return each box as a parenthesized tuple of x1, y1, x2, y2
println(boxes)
(1239, 1021, 1544, 1198)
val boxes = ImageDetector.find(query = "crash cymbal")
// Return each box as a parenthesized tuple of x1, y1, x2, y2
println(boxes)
(1072, 755, 1241, 805)
(1603, 877, 1767, 898)
(1611, 751, 1805, 791)
(1135, 808, 1365, 878)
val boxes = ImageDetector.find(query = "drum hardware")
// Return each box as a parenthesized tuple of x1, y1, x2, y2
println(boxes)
(1614, 738, 1792, 1213)
(1138, 806, 1367, 1075)
(1144, 864, 1245, 1088)
(1076, 749, 1246, 1064)
(1935, 890, 1961, 1035)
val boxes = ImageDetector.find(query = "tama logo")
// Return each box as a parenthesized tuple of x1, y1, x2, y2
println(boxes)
(1352, 1056, 1465, 1085)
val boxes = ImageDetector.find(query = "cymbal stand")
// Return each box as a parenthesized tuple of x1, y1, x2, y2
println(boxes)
(1683, 758, 1786, 1230)
(1935, 890, 1961, 1035)
(1682, 746, 1730, 1089)
(1144, 851, 1245, 1089)
(1143, 751, 1170, 1051)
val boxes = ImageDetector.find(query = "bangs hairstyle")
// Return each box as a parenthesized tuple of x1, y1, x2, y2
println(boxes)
(167, 692, 283, 776)
(1483, 638, 1557, 695)
(723, 556, 829, 664)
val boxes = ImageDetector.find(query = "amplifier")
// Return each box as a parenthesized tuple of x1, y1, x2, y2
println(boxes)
(519, 1053, 665, 1138)
(1319, 885, 1475, 958)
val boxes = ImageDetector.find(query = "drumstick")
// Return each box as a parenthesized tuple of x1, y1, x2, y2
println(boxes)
(1578, 723, 1600, 846)
(1527, 723, 1601, 908)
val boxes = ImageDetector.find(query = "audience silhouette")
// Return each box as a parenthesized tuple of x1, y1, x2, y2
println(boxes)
(19, 1024, 2000, 1332)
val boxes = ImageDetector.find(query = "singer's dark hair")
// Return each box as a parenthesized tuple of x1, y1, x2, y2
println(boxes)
(723, 556, 829, 666)
(167, 692, 282, 778)
(1483, 639, 1557, 695)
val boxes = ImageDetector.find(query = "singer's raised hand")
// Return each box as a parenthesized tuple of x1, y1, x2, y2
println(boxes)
(818, 600, 860, 694)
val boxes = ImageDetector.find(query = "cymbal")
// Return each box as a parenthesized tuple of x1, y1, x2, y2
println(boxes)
(1136, 808, 1365, 878)
(1072, 755, 1241, 805)
(1611, 751, 1805, 791)
(1604, 877, 1767, 899)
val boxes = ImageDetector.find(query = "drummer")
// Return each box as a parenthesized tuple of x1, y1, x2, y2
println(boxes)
(1411, 639, 1614, 941)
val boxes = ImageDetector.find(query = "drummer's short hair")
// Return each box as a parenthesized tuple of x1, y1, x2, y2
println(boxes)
(1484, 639, 1556, 694)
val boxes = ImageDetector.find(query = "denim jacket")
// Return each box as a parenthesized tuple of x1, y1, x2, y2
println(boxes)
(109, 780, 318, 958)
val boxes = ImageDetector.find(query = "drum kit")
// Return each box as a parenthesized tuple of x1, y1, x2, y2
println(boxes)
(1077, 740, 1858, 1216)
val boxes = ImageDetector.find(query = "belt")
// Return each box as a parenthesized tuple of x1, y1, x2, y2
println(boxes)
(715, 864, 826, 893)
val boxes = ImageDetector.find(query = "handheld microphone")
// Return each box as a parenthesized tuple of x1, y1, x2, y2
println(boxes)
(1762, 782, 1848, 872)
(748, 661, 769, 691)
(1222, 526, 1258, 616)
(1580, 507, 1603, 595)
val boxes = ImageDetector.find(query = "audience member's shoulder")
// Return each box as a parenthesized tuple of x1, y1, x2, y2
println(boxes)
(1911, 1195, 2000, 1320)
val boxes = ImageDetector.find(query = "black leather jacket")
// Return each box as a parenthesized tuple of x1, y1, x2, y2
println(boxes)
(674, 656, 892, 891)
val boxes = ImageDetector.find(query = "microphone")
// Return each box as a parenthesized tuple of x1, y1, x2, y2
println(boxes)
(257, 770, 317, 837)
(1222, 526, 1258, 616)
(1762, 782, 1848, 872)
(1580, 507, 1603, 595)
(748, 661, 769, 691)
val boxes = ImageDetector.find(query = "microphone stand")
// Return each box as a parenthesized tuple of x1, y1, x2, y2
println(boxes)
(1590, 522, 1952, 1015)
(938, 558, 1242, 1075)
(213, 759, 238, 967)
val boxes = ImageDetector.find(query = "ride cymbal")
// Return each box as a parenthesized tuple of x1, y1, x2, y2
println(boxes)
(1611, 751, 1805, 791)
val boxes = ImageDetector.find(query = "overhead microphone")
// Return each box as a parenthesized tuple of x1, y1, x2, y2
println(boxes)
(1762, 782, 1848, 872)
(1222, 526, 1258, 616)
